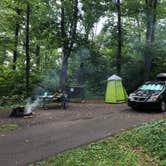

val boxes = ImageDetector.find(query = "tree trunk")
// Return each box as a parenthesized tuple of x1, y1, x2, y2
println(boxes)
(13, 8, 21, 70)
(151, 0, 157, 43)
(25, 3, 30, 97)
(60, 53, 69, 90)
(136, 16, 141, 42)
(60, 0, 78, 90)
(0, 49, 6, 65)
(36, 45, 40, 69)
(117, 0, 122, 76)
(144, 1, 151, 81)
(144, 0, 157, 81)
(77, 62, 84, 85)
(60, 0, 67, 90)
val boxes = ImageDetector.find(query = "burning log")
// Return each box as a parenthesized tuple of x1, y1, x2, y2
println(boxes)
(23, 115, 33, 119)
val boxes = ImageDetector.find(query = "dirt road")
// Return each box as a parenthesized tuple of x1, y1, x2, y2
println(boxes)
(0, 102, 165, 166)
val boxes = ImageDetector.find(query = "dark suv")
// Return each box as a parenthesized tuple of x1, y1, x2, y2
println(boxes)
(128, 73, 166, 111)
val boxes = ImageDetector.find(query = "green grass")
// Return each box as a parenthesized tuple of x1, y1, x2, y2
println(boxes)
(0, 106, 11, 111)
(32, 118, 166, 166)
(0, 104, 25, 111)
(0, 124, 19, 132)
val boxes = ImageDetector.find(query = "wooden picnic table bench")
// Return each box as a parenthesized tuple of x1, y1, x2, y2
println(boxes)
(39, 92, 68, 110)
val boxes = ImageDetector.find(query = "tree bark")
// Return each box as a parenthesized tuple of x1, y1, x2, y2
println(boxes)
(36, 45, 40, 68)
(25, 3, 30, 97)
(60, 0, 68, 90)
(69, 0, 78, 51)
(60, 0, 78, 90)
(136, 16, 141, 42)
(144, 0, 151, 81)
(0, 49, 6, 65)
(60, 53, 69, 90)
(117, 0, 122, 76)
(13, 8, 21, 70)
(151, 0, 157, 43)
(144, 0, 157, 81)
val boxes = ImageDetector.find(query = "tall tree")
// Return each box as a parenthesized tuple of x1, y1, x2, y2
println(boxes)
(116, 0, 122, 76)
(25, 2, 30, 97)
(144, 0, 158, 81)
(13, 7, 21, 70)
(81, 0, 106, 41)
(60, 0, 79, 90)
(36, 45, 40, 68)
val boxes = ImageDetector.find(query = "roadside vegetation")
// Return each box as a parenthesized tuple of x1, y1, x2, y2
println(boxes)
(0, 95, 25, 111)
(33, 119, 166, 166)
(0, 124, 19, 132)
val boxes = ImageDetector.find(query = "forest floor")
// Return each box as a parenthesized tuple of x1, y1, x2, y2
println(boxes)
(0, 101, 166, 166)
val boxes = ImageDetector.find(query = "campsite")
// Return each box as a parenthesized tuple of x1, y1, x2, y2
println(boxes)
(0, 102, 166, 166)
(0, 0, 166, 165)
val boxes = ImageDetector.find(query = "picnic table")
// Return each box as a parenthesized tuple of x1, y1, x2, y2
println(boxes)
(39, 92, 68, 110)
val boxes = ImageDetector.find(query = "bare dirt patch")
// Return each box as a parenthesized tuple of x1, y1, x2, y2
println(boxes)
(0, 101, 165, 129)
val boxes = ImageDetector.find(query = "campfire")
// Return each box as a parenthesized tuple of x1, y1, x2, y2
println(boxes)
(11, 97, 40, 118)
(10, 97, 40, 118)
(10, 106, 33, 118)
(10, 107, 25, 117)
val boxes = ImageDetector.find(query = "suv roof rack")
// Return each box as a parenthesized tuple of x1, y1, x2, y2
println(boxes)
(156, 73, 166, 81)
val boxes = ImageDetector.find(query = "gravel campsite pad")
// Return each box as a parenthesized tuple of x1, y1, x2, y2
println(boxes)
(0, 101, 166, 166)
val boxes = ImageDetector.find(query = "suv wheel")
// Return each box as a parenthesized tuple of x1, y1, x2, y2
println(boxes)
(161, 101, 166, 112)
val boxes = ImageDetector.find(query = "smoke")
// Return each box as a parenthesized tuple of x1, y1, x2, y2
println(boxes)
(34, 69, 60, 96)
(24, 97, 41, 115)
(24, 69, 60, 114)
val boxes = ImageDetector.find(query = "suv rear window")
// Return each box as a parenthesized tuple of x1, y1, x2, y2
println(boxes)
(139, 84, 164, 91)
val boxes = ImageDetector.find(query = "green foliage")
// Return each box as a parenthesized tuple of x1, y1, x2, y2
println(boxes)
(33, 119, 166, 166)
(117, 119, 166, 165)
(0, 95, 25, 107)
(0, 124, 19, 132)
(122, 57, 144, 93)
(0, 66, 25, 96)
(0, 0, 166, 99)
(68, 46, 113, 96)
(134, 120, 166, 164)
(34, 137, 139, 166)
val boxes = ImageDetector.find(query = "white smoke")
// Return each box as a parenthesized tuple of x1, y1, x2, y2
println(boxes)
(24, 97, 40, 115)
